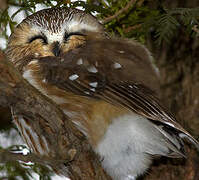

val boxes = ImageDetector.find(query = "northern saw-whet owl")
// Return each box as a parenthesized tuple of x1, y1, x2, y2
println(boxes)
(6, 7, 199, 180)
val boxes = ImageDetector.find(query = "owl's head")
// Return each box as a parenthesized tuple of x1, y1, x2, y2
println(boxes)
(6, 7, 104, 68)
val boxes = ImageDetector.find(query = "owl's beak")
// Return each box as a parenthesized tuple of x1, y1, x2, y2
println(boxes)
(52, 41, 61, 57)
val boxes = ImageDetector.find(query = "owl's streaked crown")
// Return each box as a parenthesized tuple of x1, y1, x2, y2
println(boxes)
(7, 7, 104, 66)
(8, 7, 103, 45)
(23, 8, 103, 41)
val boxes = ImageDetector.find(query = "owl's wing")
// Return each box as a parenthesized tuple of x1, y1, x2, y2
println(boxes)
(38, 37, 199, 151)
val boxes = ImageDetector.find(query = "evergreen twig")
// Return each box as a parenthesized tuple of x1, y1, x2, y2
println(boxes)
(102, 0, 138, 24)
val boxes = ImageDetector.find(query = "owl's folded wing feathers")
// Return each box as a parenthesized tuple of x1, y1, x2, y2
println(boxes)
(37, 37, 199, 152)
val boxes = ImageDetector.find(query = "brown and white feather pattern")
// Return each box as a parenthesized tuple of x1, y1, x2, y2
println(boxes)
(6, 7, 199, 180)
(11, 108, 50, 155)
(35, 36, 199, 151)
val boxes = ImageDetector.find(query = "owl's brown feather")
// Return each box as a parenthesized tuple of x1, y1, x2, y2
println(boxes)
(34, 36, 199, 151)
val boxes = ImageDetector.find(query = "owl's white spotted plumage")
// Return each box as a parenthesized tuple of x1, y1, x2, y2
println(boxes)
(6, 7, 199, 180)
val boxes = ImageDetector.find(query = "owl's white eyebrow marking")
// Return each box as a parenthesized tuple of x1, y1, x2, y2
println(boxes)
(69, 74, 79, 80)
(119, 50, 125, 53)
(76, 58, 83, 65)
(87, 65, 98, 73)
(46, 32, 64, 43)
(89, 82, 98, 87)
(113, 62, 122, 69)
(67, 20, 99, 33)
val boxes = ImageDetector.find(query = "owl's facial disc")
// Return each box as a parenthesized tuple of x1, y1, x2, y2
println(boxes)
(26, 17, 97, 57)
(7, 7, 104, 63)
(27, 29, 86, 57)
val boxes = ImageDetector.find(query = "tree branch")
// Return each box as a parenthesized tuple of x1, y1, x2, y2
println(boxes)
(102, 0, 137, 24)
(0, 51, 111, 179)
(123, 24, 142, 33)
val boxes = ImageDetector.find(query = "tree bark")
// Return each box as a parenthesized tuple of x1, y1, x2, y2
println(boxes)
(0, 50, 111, 180)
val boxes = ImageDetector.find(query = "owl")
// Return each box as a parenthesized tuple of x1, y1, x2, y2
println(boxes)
(6, 7, 199, 180)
